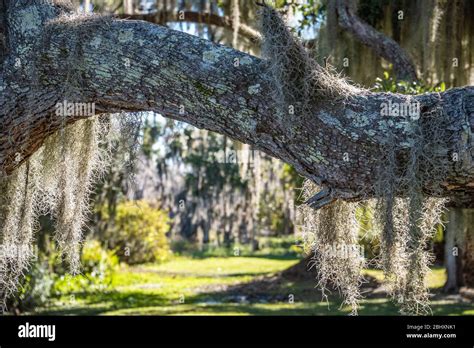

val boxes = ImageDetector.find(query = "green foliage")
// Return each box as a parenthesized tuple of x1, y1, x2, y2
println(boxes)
(184, 132, 246, 195)
(81, 239, 119, 275)
(141, 116, 161, 159)
(170, 238, 200, 255)
(101, 200, 171, 264)
(373, 69, 446, 94)
(434, 222, 444, 243)
(9, 238, 119, 311)
(281, 163, 305, 202)
(8, 259, 55, 312)
(291, 0, 326, 34)
(53, 239, 118, 294)
(268, 208, 287, 234)
(257, 236, 303, 256)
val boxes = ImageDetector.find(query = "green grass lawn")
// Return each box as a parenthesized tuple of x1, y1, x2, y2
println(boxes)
(31, 256, 474, 316)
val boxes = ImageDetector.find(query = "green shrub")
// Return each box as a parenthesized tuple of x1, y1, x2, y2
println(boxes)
(102, 200, 171, 264)
(174, 236, 303, 258)
(7, 259, 55, 313)
(373, 69, 446, 94)
(81, 239, 119, 276)
(53, 239, 118, 294)
(170, 238, 200, 255)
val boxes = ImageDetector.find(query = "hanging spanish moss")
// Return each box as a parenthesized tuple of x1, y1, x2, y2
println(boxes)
(0, 113, 141, 311)
(0, 162, 37, 311)
(54, 118, 102, 273)
(260, 5, 449, 314)
(300, 181, 364, 315)
(373, 103, 450, 314)
(259, 4, 359, 133)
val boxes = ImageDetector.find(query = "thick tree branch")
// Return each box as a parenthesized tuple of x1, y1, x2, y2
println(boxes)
(117, 10, 261, 43)
(1, 2, 473, 207)
(336, 0, 418, 81)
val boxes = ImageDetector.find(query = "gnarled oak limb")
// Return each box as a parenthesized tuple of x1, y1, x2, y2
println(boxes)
(0, 1, 473, 207)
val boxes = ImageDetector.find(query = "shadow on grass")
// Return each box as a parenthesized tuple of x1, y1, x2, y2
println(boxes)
(37, 279, 472, 316)
(33, 260, 474, 316)
(132, 269, 283, 278)
(182, 252, 301, 261)
(35, 290, 171, 315)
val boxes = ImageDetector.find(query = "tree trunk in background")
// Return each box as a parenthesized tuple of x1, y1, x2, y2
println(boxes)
(84, 0, 91, 13)
(202, 202, 212, 246)
(461, 210, 474, 288)
(124, 0, 133, 15)
(444, 208, 474, 292)
(444, 209, 463, 292)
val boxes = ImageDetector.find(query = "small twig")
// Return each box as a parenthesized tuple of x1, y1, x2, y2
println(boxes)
(304, 186, 335, 210)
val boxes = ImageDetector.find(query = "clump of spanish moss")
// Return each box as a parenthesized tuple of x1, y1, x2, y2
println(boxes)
(259, 5, 359, 130)
(0, 164, 37, 311)
(54, 118, 103, 272)
(300, 182, 365, 315)
(260, 5, 450, 315)
(374, 106, 450, 315)
(0, 113, 141, 311)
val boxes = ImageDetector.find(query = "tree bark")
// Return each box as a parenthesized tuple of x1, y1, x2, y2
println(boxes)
(0, 1, 473, 207)
(336, 0, 418, 81)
